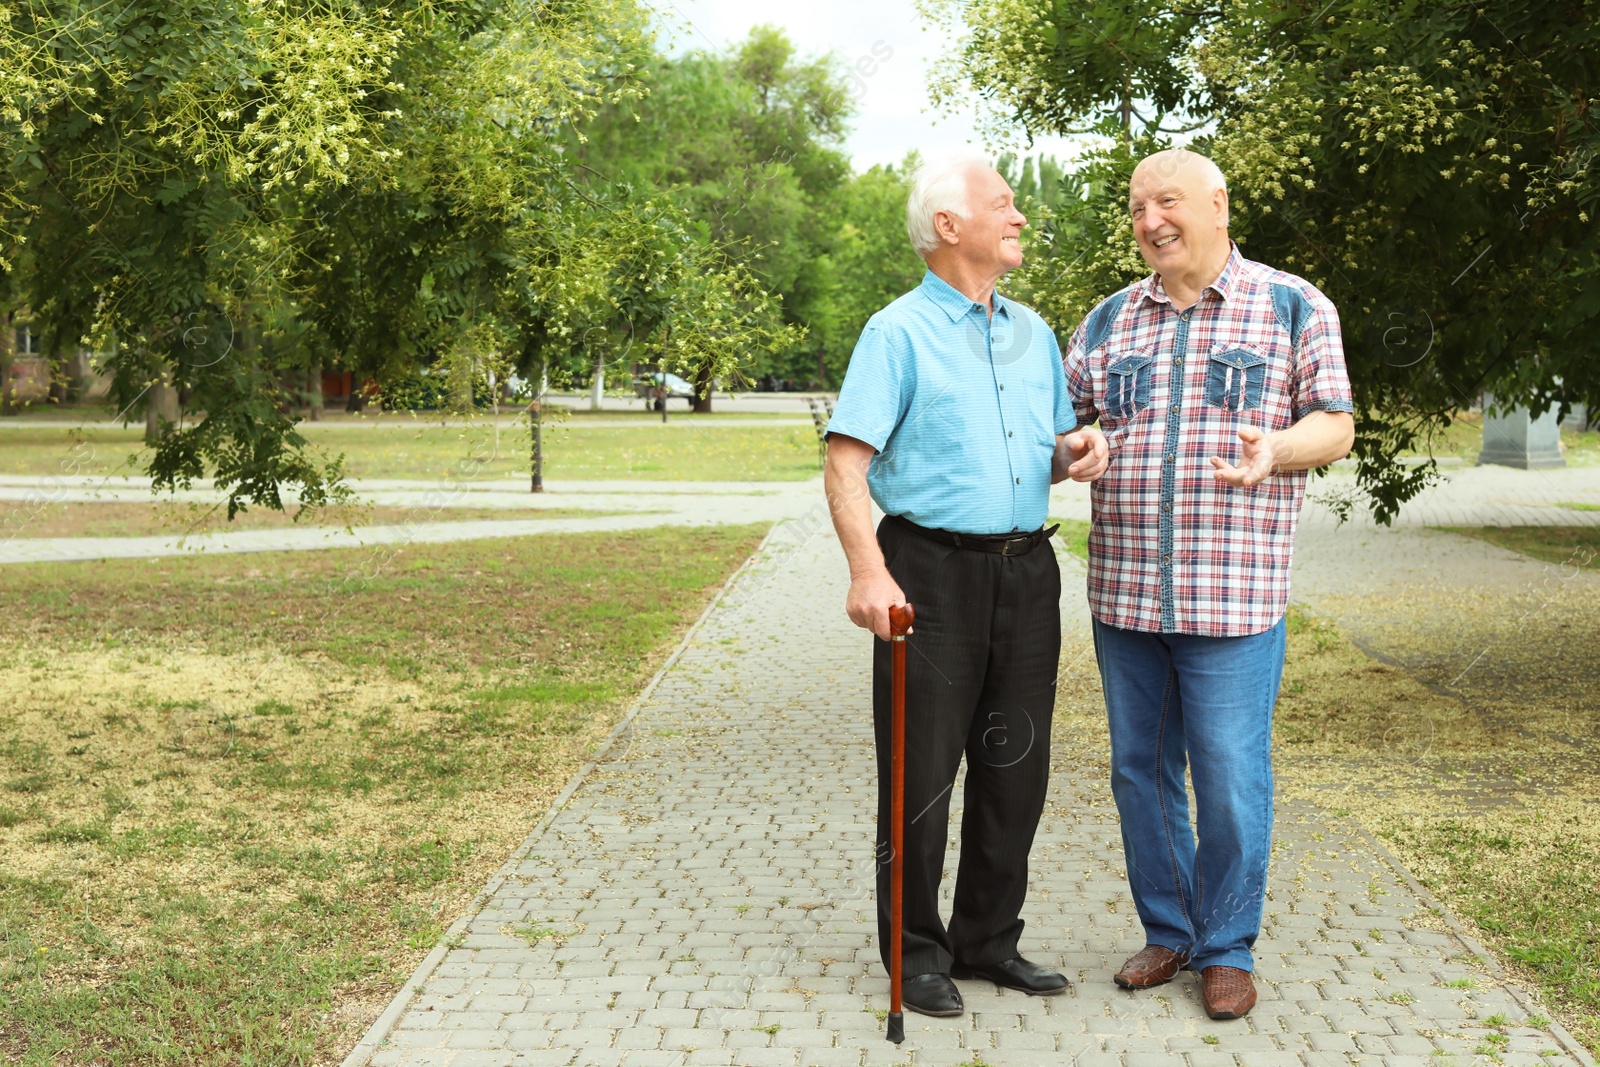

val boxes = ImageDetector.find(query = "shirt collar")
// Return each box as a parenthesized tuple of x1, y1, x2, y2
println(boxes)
(920, 268, 1011, 322)
(1134, 242, 1245, 307)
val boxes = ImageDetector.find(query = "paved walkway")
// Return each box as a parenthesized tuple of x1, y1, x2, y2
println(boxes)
(341, 513, 1595, 1067)
(0, 477, 824, 565)
(5, 461, 1598, 567)
(1045, 461, 1600, 529)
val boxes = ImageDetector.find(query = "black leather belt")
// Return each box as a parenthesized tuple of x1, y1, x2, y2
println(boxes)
(890, 514, 1058, 556)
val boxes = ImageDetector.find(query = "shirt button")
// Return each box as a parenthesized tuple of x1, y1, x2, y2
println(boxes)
(1007, 430, 1013, 437)
(1015, 477, 1021, 484)
(1162, 503, 1172, 512)
(999, 383, 1005, 391)
(1174, 358, 1183, 368)
(1162, 555, 1172, 564)
(1171, 403, 1181, 413)
(1164, 453, 1175, 463)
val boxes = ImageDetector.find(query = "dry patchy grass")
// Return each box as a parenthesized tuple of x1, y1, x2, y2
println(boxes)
(1271, 602, 1599, 1053)
(0, 524, 766, 1065)
(1051, 554, 1598, 1053)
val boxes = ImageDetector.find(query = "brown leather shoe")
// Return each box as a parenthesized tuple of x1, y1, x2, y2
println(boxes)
(1113, 945, 1189, 989)
(1200, 965, 1257, 1019)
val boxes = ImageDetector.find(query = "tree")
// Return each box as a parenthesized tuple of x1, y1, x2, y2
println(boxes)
(923, 0, 1600, 522)
(576, 25, 857, 400)
(2, 0, 787, 513)
(808, 161, 928, 385)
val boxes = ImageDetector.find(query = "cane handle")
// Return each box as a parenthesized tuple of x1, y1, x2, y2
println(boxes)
(888, 603, 914, 639)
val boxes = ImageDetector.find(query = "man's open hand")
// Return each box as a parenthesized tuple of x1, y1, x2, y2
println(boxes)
(1210, 426, 1278, 487)
(1058, 427, 1110, 482)
(846, 567, 910, 641)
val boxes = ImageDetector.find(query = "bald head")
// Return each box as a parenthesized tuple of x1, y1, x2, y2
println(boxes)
(1132, 149, 1228, 199)
(1127, 149, 1233, 304)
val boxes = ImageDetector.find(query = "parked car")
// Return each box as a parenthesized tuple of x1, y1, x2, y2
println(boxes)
(632, 371, 697, 410)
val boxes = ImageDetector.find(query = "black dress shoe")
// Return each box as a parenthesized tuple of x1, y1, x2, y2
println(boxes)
(952, 956, 1069, 996)
(901, 972, 964, 1017)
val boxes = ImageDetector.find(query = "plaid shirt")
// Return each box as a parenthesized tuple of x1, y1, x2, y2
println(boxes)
(1064, 245, 1354, 637)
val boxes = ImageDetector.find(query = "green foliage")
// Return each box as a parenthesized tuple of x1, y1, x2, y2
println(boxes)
(921, 0, 1207, 142)
(927, 0, 1600, 522)
(790, 160, 927, 385)
(997, 153, 1076, 213)
(576, 26, 875, 386)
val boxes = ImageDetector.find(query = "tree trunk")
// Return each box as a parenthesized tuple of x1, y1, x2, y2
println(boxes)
(589, 356, 604, 410)
(307, 362, 323, 421)
(64, 348, 92, 401)
(47, 346, 69, 406)
(0, 311, 16, 416)
(452, 356, 474, 414)
(145, 363, 180, 444)
(692, 361, 714, 414)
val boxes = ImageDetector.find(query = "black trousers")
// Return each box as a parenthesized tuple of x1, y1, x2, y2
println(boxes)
(872, 516, 1061, 977)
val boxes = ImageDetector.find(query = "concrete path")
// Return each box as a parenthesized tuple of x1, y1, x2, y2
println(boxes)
(0, 477, 825, 565)
(1045, 461, 1600, 529)
(341, 518, 1594, 1067)
(7, 461, 1599, 567)
(0, 392, 827, 427)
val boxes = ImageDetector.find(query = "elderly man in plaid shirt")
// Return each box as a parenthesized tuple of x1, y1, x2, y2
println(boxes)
(1063, 149, 1355, 1020)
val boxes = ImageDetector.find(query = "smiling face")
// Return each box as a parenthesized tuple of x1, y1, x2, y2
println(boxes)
(1128, 151, 1231, 289)
(940, 164, 1027, 275)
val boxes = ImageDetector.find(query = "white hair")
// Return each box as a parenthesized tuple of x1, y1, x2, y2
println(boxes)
(906, 151, 992, 257)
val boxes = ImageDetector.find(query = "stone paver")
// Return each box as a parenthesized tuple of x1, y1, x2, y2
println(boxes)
(341, 495, 1596, 1067)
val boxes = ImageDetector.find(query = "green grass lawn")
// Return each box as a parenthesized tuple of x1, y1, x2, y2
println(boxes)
(1049, 517, 1091, 561)
(1402, 410, 1600, 467)
(0, 419, 824, 482)
(1438, 525, 1600, 566)
(0, 524, 766, 1065)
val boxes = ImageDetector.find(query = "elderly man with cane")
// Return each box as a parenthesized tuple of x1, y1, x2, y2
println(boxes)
(824, 152, 1108, 1021)
(1063, 149, 1355, 1019)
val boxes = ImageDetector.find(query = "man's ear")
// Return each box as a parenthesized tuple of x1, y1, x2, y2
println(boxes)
(933, 210, 961, 245)
(1214, 186, 1230, 229)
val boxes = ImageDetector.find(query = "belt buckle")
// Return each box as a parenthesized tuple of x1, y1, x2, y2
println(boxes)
(1000, 537, 1021, 556)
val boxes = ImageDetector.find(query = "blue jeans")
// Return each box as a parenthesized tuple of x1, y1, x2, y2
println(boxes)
(1092, 617, 1287, 972)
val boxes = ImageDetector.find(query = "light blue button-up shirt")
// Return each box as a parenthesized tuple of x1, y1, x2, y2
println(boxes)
(826, 269, 1076, 535)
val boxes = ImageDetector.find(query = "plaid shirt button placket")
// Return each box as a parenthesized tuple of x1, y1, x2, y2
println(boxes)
(1065, 247, 1355, 638)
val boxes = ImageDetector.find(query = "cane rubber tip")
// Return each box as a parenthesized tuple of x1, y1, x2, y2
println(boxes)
(886, 1012, 905, 1043)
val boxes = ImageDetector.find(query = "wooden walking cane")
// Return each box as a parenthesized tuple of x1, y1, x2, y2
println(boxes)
(886, 602, 915, 1045)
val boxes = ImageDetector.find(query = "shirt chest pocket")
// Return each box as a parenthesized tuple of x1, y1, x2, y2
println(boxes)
(1205, 345, 1268, 412)
(1101, 349, 1155, 421)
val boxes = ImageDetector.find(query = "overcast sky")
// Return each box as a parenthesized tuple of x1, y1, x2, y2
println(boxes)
(649, 0, 1088, 173)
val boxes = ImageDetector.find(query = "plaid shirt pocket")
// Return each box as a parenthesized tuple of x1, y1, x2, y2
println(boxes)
(1205, 344, 1268, 413)
(1103, 349, 1156, 421)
